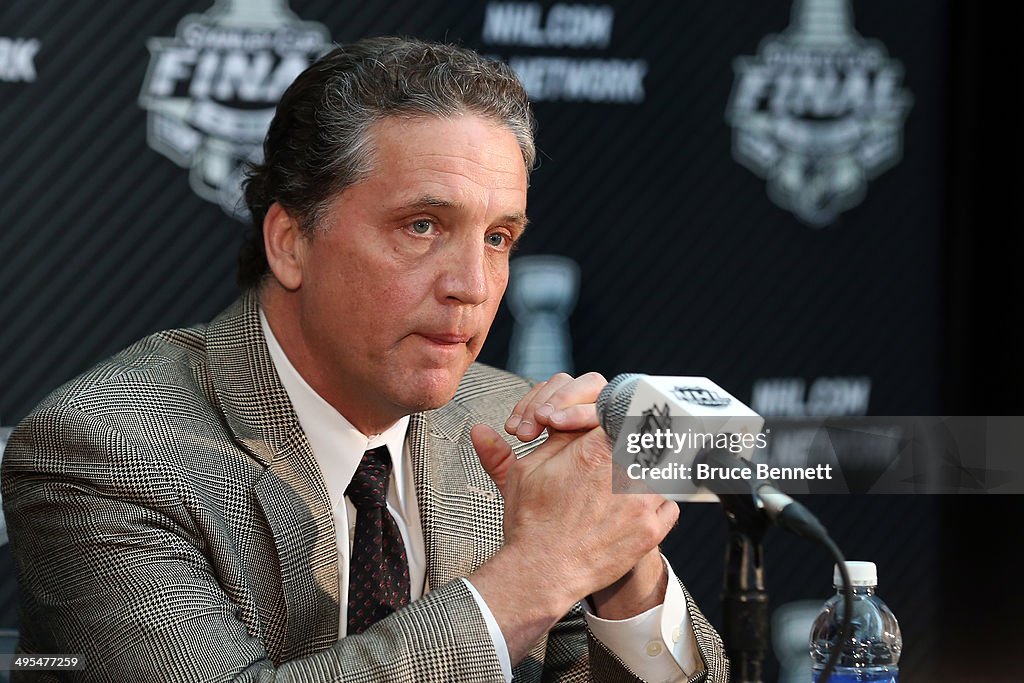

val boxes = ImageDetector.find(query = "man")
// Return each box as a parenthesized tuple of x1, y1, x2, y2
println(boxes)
(2, 37, 726, 681)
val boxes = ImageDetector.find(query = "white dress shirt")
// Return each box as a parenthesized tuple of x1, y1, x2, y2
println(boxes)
(260, 310, 699, 681)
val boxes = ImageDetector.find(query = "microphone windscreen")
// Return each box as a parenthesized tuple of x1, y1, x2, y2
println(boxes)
(596, 373, 645, 440)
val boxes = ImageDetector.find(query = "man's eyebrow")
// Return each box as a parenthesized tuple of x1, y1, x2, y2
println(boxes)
(402, 195, 453, 210)
(399, 195, 530, 231)
(503, 211, 530, 234)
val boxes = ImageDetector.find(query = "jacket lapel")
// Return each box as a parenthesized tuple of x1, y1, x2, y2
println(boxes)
(411, 401, 506, 591)
(206, 292, 339, 660)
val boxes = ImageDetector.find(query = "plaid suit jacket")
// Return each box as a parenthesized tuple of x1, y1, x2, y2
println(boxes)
(2, 293, 727, 682)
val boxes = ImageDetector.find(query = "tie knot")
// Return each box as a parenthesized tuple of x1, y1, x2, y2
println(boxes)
(346, 446, 392, 510)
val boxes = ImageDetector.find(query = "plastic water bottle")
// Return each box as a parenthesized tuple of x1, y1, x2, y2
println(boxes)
(809, 561, 902, 682)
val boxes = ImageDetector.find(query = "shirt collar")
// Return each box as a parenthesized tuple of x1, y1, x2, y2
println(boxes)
(258, 308, 410, 481)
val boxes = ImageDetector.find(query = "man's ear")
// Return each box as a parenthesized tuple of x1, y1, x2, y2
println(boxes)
(263, 202, 305, 291)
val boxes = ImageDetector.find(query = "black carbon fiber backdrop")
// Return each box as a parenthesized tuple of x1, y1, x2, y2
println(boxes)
(0, 1, 947, 423)
(0, 1, 1015, 679)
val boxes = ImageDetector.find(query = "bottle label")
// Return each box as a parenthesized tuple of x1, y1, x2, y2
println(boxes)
(812, 671, 897, 683)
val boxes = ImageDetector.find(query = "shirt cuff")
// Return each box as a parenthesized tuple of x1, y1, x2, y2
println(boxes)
(582, 555, 701, 683)
(461, 577, 513, 682)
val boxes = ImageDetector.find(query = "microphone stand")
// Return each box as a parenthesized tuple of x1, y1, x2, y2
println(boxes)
(717, 493, 770, 683)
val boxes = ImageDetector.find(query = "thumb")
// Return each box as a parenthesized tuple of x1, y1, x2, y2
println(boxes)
(471, 424, 515, 494)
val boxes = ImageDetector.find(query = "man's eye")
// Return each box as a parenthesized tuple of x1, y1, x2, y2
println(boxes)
(410, 219, 435, 235)
(486, 232, 510, 248)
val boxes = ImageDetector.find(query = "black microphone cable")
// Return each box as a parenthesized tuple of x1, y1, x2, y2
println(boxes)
(816, 534, 854, 683)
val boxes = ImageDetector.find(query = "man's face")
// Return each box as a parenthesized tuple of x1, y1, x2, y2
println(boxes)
(289, 114, 528, 432)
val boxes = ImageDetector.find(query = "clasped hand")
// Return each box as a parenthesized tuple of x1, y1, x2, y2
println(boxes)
(471, 373, 675, 623)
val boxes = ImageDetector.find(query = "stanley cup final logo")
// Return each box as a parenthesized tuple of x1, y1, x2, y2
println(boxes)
(139, 0, 331, 220)
(726, 0, 912, 226)
(506, 256, 580, 381)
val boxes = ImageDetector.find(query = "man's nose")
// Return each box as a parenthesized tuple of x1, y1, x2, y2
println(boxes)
(438, 240, 491, 305)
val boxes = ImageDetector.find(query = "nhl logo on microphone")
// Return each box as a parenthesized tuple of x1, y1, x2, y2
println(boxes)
(672, 386, 732, 408)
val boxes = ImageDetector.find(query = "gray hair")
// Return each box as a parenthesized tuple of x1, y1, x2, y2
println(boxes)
(239, 36, 536, 288)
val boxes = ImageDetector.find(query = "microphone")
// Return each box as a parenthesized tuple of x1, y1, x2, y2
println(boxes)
(598, 374, 851, 683)
(596, 373, 827, 541)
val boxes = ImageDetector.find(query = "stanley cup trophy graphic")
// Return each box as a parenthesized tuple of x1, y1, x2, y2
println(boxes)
(772, 0, 861, 225)
(140, 0, 330, 219)
(205, 0, 297, 27)
(506, 256, 580, 381)
(726, 0, 912, 226)
(785, 0, 855, 46)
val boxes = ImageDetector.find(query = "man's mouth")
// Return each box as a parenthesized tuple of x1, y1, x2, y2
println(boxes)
(417, 332, 472, 346)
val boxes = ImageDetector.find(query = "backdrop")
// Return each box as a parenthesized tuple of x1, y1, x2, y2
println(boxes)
(1, 1, 1020, 680)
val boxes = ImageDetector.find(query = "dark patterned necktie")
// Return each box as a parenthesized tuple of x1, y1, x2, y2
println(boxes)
(346, 446, 411, 634)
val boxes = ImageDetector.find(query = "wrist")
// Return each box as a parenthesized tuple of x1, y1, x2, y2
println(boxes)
(478, 544, 580, 616)
(468, 545, 580, 663)
(590, 550, 667, 620)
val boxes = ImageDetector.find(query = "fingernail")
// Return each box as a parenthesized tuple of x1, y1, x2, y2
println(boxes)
(505, 414, 521, 431)
(516, 420, 534, 436)
(550, 409, 567, 424)
(535, 403, 553, 419)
